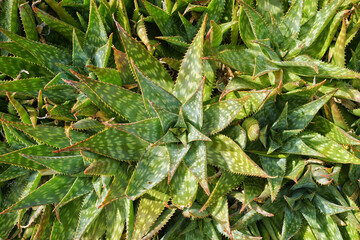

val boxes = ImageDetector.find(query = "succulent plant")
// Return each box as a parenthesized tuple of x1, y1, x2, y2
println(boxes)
(0, 0, 360, 239)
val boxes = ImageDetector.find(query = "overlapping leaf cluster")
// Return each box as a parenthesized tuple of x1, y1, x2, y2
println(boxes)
(0, 0, 360, 239)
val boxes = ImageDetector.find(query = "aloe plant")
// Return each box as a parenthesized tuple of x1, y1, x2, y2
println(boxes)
(0, 0, 360, 239)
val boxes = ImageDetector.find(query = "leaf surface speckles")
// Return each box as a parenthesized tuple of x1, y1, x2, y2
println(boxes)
(201, 171, 245, 211)
(184, 141, 209, 194)
(0, 28, 71, 73)
(203, 97, 249, 135)
(2, 176, 75, 213)
(300, 132, 360, 164)
(173, 15, 207, 103)
(20, 154, 85, 175)
(132, 196, 166, 239)
(131, 60, 181, 114)
(1, 120, 84, 149)
(109, 118, 163, 144)
(207, 134, 268, 177)
(126, 146, 169, 200)
(170, 162, 198, 208)
(83, 0, 108, 56)
(116, 21, 174, 92)
(68, 72, 149, 122)
(56, 128, 149, 161)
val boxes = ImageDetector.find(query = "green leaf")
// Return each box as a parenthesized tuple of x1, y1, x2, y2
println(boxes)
(44, 0, 81, 28)
(310, 116, 360, 145)
(2, 120, 84, 149)
(302, 10, 345, 59)
(203, 97, 249, 135)
(328, 185, 360, 233)
(87, 65, 123, 86)
(72, 29, 89, 67)
(84, 157, 120, 176)
(0, 166, 28, 182)
(0, 144, 56, 170)
(178, 12, 197, 41)
(278, 80, 325, 109)
(201, 171, 245, 211)
(2, 175, 75, 213)
(74, 191, 103, 240)
(20, 153, 85, 175)
(239, 1, 272, 41)
(330, 99, 349, 130)
(181, 77, 205, 130)
(288, 0, 344, 58)
(19, 3, 38, 41)
(275, 56, 360, 78)
(223, 124, 247, 149)
(56, 128, 149, 161)
(34, 7, 85, 42)
(67, 72, 149, 121)
(290, 166, 316, 191)
(84, 0, 108, 56)
(209, 197, 231, 236)
(93, 32, 113, 68)
(126, 146, 169, 200)
(132, 196, 166, 239)
(235, 90, 273, 121)
(281, 207, 303, 240)
(279, 137, 325, 157)
(143, 208, 176, 240)
(173, 15, 206, 103)
(105, 199, 127, 240)
(203, 220, 221, 240)
(143, 1, 180, 36)
(167, 143, 191, 182)
(55, 177, 93, 210)
(0, 0, 20, 42)
(183, 202, 210, 218)
(0, 57, 52, 78)
(0, 41, 38, 63)
(315, 209, 344, 239)
(271, 102, 288, 133)
(2, 123, 33, 149)
(131, 60, 181, 114)
(198, 0, 226, 28)
(0, 28, 71, 73)
(109, 118, 163, 143)
(48, 102, 77, 121)
(6, 93, 31, 125)
(115, 21, 174, 92)
(319, 81, 360, 103)
(260, 157, 286, 201)
(242, 177, 265, 210)
(71, 118, 104, 130)
(149, 101, 178, 132)
(187, 123, 211, 142)
(210, 20, 223, 47)
(126, 199, 135, 240)
(0, 174, 30, 238)
(100, 164, 129, 207)
(209, 49, 279, 78)
(279, 0, 303, 38)
(184, 142, 210, 195)
(207, 134, 268, 176)
(170, 162, 198, 208)
(300, 132, 360, 164)
(313, 194, 353, 215)
(51, 197, 83, 240)
(256, 0, 283, 24)
(222, 76, 265, 95)
(287, 91, 335, 131)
